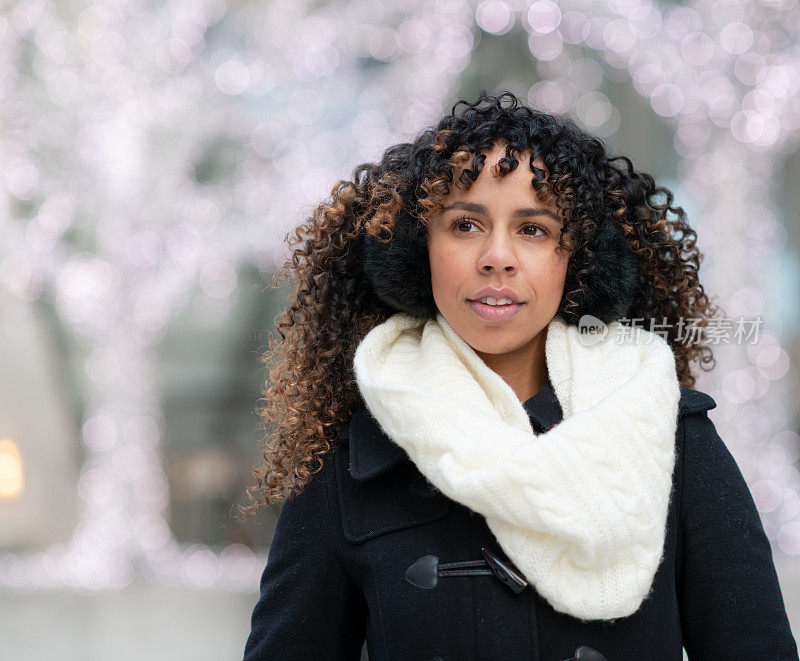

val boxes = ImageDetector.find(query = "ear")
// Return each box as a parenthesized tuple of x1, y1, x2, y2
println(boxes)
(558, 219, 638, 325)
(361, 210, 438, 320)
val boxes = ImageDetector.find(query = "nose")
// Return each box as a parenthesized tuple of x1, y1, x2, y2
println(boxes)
(477, 231, 519, 273)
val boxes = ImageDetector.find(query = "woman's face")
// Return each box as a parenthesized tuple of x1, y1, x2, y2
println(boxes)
(427, 143, 570, 360)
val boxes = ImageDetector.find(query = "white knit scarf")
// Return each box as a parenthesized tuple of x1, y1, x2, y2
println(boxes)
(353, 311, 681, 622)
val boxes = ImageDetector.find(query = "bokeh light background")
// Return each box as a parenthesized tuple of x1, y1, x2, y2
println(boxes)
(1, 0, 799, 658)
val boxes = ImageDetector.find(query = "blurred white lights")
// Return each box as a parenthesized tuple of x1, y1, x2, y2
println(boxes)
(603, 18, 638, 54)
(0, 253, 40, 302)
(680, 32, 715, 66)
(135, 513, 172, 551)
(85, 348, 122, 385)
(214, 59, 250, 95)
(6, 161, 39, 200)
(182, 546, 221, 589)
(81, 414, 118, 453)
(436, 24, 474, 62)
(398, 18, 433, 53)
(528, 79, 573, 114)
(720, 21, 754, 55)
(570, 57, 603, 91)
(200, 259, 238, 299)
(650, 83, 685, 117)
(560, 10, 591, 44)
(1, 0, 799, 595)
(527, 31, 563, 61)
(575, 91, 614, 128)
(156, 38, 194, 75)
(351, 110, 391, 148)
(476, 1, 514, 35)
(753, 478, 784, 513)
(292, 43, 340, 81)
(526, 0, 561, 34)
(368, 27, 401, 61)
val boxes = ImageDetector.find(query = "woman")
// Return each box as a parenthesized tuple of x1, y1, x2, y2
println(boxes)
(240, 91, 798, 660)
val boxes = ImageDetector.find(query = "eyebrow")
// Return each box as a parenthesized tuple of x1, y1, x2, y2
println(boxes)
(441, 201, 562, 222)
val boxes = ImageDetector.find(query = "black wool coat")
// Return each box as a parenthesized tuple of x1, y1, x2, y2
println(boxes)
(243, 381, 799, 661)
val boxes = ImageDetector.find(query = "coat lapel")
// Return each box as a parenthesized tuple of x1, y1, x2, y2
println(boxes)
(345, 404, 408, 481)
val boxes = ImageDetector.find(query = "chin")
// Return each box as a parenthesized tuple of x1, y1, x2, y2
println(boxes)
(470, 343, 516, 356)
(454, 326, 521, 354)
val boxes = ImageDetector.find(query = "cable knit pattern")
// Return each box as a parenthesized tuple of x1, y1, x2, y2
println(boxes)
(352, 311, 681, 621)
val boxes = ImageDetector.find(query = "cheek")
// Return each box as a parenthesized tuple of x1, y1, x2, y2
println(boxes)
(547, 243, 569, 272)
(525, 252, 569, 298)
(428, 241, 463, 293)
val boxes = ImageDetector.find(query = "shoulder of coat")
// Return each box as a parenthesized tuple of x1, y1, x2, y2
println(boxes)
(677, 385, 717, 416)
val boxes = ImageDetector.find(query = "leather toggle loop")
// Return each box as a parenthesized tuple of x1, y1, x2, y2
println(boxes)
(404, 549, 528, 594)
(404, 555, 494, 589)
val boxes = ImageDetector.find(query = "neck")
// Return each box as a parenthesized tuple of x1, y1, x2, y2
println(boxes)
(474, 333, 548, 403)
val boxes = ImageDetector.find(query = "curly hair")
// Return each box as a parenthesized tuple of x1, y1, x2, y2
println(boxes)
(238, 90, 722, 516)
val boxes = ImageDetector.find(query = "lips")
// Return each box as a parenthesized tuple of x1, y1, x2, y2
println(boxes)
(467, 299, 525, 322)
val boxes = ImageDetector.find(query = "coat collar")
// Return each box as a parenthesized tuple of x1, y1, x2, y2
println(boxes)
(343, 381, 717, 482)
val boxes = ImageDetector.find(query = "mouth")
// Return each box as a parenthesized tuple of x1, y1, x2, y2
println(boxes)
(466, 299, 525, 322)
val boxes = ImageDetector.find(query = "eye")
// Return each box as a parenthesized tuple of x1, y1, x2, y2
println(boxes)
(451, 215, 479, 233)
(523, 224, 549, 237)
